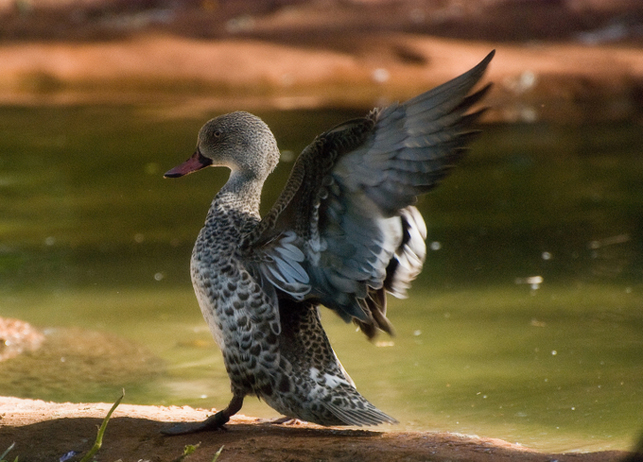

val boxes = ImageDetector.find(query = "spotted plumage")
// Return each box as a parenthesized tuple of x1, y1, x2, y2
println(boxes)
(162, 51, 494, 434)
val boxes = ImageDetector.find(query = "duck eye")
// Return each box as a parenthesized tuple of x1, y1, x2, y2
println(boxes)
(213, 130, 222, 138)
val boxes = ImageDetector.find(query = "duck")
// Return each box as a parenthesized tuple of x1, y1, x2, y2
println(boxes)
(162, 50, 494, 434)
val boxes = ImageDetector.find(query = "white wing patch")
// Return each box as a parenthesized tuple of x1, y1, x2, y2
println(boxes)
(387, 206, 427, 298)
(323, 372, 352, 388)
(309, 367, 352, 391)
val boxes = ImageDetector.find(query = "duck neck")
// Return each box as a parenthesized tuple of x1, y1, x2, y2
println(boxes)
(209, 170, 264, 223)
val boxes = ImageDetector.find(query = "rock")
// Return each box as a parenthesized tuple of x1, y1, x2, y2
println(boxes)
(0, 317, 44, 362)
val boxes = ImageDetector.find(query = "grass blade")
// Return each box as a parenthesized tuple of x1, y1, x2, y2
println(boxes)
(79, 390, 124, 462)
(0, 442, 15, 461)
(212, 445, 224, 462)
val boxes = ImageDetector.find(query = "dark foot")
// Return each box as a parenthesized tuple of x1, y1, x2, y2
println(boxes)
(161, 410, 230, 436)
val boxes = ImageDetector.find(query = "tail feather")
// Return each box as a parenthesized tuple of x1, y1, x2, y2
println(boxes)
(326, 391, 398, 426)
(272, 299, 396, 426)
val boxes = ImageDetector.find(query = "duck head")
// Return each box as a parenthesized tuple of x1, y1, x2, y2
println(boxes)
(165, 111, 281, 181)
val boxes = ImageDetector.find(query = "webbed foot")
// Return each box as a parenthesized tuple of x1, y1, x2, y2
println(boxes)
(161, 410, 230, 435)
(161, 394, 244, 436)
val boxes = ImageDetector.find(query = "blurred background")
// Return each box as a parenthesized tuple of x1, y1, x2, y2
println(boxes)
(0, 0, 642, 453)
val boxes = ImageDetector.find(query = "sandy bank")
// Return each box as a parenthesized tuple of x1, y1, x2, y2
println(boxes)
(0, 397, 634, 462)
(0, 34, 642, 124)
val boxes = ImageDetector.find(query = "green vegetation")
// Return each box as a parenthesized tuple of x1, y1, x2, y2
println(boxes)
(170, 444, 225, 462)
(171, 443, 200, 462)
(79, 390, 124, 462)
(0, 442, 17, 462)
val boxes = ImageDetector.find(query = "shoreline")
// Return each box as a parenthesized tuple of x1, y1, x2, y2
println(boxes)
(0, 34, 642, 123)
(0, 397, 633, 462)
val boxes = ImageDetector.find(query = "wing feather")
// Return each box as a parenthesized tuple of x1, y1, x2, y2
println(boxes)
(242, 50, 494, 338)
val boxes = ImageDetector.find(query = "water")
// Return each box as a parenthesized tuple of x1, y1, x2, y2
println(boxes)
(0, 104, 641, 452)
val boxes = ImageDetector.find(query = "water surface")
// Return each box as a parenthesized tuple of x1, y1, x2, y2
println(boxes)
(0, 104, 641, 452)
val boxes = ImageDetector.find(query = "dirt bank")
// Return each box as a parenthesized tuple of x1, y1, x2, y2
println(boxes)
(2, 33, 643, 123)
(0, 1, 642, 122)
(0, 397, 634, 462)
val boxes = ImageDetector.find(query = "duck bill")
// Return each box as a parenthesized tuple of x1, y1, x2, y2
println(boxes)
(164, 150, 212, 178)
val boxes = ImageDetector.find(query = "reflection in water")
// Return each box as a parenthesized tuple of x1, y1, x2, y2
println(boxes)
(0, 105, 641, 452)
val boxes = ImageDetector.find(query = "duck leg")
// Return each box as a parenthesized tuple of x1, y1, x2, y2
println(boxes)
(161, 394, 244, 435)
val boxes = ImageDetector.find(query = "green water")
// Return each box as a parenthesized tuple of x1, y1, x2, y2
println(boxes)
(0, 104, 641, 452)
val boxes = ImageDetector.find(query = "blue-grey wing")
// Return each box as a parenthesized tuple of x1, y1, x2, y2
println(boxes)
(338, 51, 494, 215)
(244, 51, 494, 338)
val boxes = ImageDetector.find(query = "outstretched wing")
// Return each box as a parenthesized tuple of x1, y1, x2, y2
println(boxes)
(241, 50, 494, 337)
